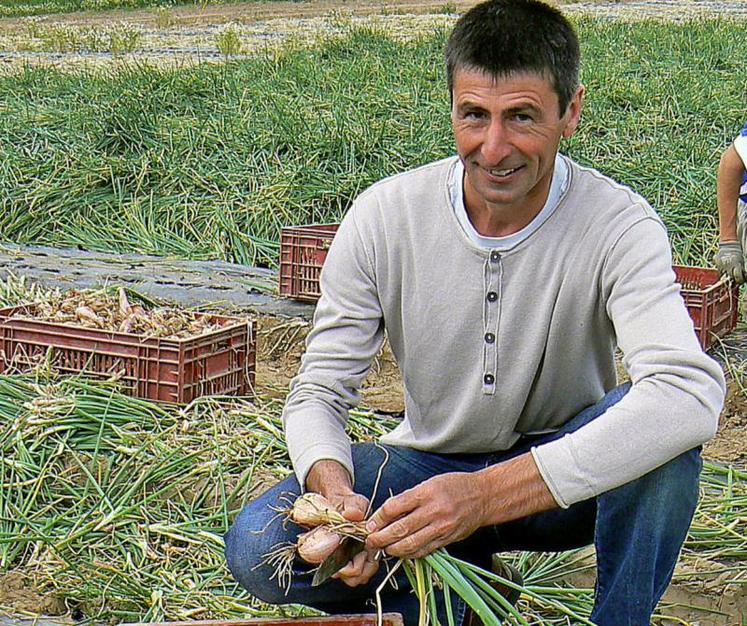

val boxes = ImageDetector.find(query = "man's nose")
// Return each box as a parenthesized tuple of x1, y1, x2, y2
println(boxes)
(481, 120, 511, 164)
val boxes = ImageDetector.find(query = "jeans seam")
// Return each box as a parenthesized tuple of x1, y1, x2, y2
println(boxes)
(592, 507, 605, 607)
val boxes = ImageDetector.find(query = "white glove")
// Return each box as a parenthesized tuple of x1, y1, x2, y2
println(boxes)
(714, 241, 746, 284)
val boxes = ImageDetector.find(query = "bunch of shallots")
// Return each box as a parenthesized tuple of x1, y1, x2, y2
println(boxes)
(290, 492, 367, 564)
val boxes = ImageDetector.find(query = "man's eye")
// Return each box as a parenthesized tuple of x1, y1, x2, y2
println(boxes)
(513, 113, 534, 123)
(463, 110, 484, 120)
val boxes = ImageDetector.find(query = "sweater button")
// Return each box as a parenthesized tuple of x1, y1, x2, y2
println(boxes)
(490, 250, 501, 262)
(485, 332, 495, 344)
(486, 291, 498, 302)
(483, 373, 495, 385)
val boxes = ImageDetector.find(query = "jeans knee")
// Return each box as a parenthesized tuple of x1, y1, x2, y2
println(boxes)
(654, 448, 702, 521)
(603, 447, 701, 531)
(224, 505, 297, 606)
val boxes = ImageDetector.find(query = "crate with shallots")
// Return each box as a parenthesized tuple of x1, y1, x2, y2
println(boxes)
(674, 265, 739, 351)
(0, 288, 255, 404)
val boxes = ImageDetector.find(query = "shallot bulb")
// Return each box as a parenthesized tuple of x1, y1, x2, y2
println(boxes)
(296, 526, 341, 564)
(290, 492, 346, 527)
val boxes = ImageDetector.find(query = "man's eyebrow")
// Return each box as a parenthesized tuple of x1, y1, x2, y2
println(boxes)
(504, 103, 542, 116)
(455, 99, 484, 110)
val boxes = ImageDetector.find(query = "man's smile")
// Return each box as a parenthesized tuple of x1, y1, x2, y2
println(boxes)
(481, 164, 525, 180)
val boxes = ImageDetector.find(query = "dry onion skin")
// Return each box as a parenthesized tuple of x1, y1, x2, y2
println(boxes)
(290, 492, 347, 527)
(12, 287, 220, 339)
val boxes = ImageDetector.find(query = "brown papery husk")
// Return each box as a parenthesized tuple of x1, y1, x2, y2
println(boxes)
(290, 492, 347, 527)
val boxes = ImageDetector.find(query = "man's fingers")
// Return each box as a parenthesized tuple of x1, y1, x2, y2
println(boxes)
(367, 488, 422, 532)
(341, 494, 369, 522)
(378, 524, 444, 559)
(333, 549, 367, 578)
(366, 510, 433, 552)
(332, 550, 380, 587)
(325, 492, 369, 522)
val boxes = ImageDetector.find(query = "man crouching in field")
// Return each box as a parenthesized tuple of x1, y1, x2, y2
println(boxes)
(225, 1, 726, 624)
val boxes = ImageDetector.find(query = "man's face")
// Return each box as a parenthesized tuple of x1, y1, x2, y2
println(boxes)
(451, 68, 583, 219)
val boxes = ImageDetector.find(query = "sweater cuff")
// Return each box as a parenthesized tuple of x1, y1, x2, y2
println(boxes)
(293, 443, 355, 492)
(531, 436, 596, 509)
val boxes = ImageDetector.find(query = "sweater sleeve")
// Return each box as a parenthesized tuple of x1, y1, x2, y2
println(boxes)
(282, 206, 385, 488)
(531, 214, 725, 507)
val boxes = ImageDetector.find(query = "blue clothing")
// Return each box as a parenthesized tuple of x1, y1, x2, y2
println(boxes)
(739, 122, 747, 203)
(225, 384, 701, 626)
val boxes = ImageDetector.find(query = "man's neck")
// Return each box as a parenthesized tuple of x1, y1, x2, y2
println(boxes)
(463, 177, 553, 238)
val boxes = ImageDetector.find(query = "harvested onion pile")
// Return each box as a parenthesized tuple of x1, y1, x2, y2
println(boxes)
(12, 287, 219, 339)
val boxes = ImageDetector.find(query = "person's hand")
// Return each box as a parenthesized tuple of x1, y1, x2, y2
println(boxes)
(305, 459, 370, 523)
(331, 545, 382, 587)
(304, 459, 379, 587)
(714, 241, 746, 284)
(323, 489, 382, 588)
(323, 488, 383, 587)
(364, 471, 488, 559)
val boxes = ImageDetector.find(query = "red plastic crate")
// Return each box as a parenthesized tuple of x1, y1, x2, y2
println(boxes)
(279, 223, 340, 302)
(123, 615, 404, 626)
(0, 305, 255, 404)
(674, 265, 739, 351)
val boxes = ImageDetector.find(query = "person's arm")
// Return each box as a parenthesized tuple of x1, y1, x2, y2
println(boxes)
(714, 144, 747, 283)
(282, 204, 385, 491)
(365, 453, 555, 559)
(281, 202, 386, 587)
(532, 214, 725, 508)
(717, 144, 744, 242)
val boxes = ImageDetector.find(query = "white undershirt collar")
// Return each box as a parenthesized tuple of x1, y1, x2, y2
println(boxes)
(448, 155, 568, 250)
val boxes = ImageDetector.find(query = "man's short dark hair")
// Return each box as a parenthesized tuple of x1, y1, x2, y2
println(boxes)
(445, 0, 580, 114)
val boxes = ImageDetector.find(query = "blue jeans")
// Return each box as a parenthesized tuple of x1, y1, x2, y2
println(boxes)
(224, 383, 702, 626)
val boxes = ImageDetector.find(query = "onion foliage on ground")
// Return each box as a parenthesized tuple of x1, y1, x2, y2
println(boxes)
(0, 18, 743, 268)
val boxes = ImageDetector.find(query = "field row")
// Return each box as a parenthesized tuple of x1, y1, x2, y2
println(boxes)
(0, 13, 454, 65)
(0, 18, 744, 269)
(0, 0, 264, 19)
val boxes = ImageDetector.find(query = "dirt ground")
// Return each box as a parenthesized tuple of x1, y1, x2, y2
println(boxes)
(2, 0, 747, 28)
(2, 0, 747, 71)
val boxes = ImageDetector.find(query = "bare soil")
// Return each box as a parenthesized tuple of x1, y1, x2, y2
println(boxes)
(2, 0, 747, 29)
(2, 0, 747, 71)
(0, 0, 478, 28)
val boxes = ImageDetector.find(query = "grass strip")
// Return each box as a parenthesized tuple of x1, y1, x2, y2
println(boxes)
(0, 19, 743, 267)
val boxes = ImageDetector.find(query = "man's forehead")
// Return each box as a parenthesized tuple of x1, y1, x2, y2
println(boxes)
(453, 65, 555, 90)
(450, 66, 565, 113)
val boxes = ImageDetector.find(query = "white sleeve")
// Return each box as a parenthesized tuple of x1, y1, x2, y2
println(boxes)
(532, 216, 725, 507)
(734, 133, 747, 168)
(282, 206, 385, 488)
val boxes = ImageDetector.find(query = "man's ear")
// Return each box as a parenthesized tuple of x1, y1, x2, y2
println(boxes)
(561, 84, 585, 139)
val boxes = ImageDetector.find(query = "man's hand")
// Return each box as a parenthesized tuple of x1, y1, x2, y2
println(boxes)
(304, 459, 380, 587)
(364, 453, 557, 560)
(364, 472, 489, 559)
(305, 459, 369, 521)
(714, 241, 746, 284)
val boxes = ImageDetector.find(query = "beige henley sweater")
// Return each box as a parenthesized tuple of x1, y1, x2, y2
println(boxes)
(283, 156, 725, 508)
